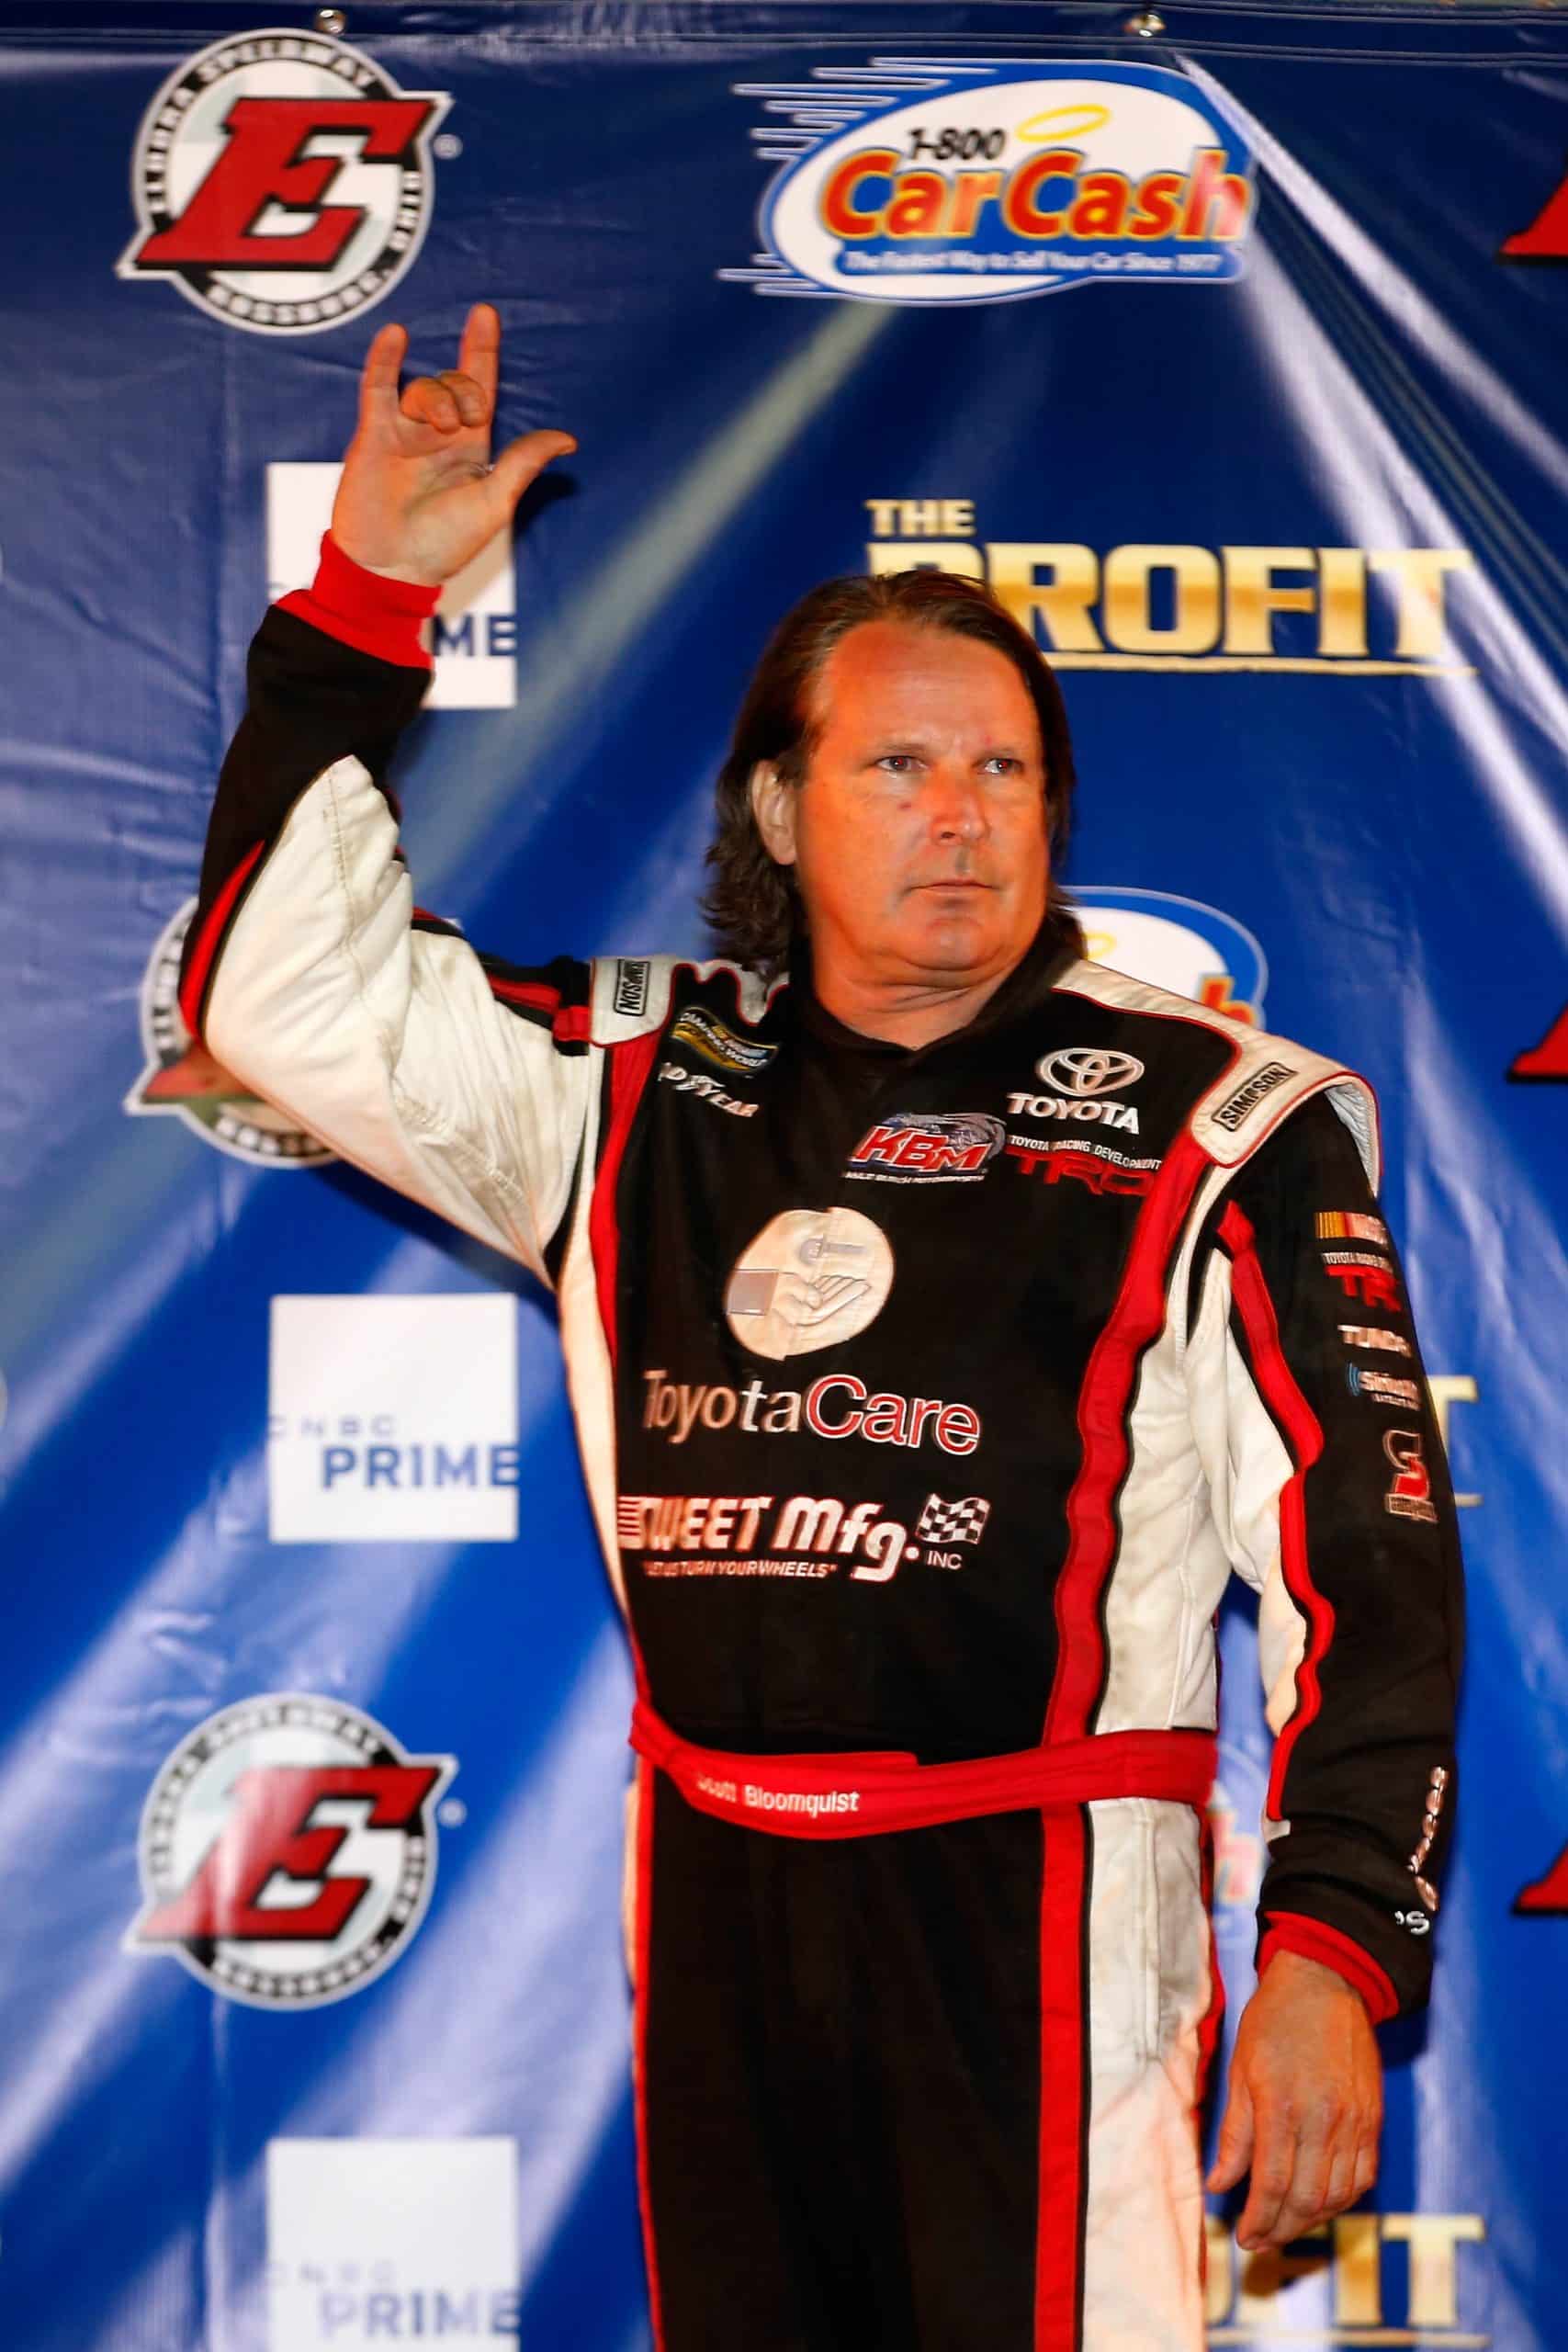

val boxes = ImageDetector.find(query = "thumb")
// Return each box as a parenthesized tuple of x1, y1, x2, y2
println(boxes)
(487, 428, 578, 515)
(1206, 2072, 1256, 2193)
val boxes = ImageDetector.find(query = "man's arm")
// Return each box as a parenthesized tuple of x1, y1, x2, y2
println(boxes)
(1185, 1091, 1464, 2246)
(182, 311, 591, 1279)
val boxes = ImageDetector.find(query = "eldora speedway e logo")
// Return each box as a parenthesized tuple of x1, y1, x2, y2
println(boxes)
(723, 59, 1255, 305)
(125, 899, 332, 1165)
(118, 28, 449, 335)
(128, 1695, 456, 2008)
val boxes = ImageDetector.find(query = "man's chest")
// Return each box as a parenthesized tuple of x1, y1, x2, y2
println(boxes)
(615, 988, 1222, 1452)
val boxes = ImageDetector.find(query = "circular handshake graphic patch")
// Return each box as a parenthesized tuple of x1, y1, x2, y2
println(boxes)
(725, 1208, 896, 1361)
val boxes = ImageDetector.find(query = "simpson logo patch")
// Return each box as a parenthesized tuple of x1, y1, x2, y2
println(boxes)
(1211, 1060, 1292, 1133)
(613, 959, 650, 1018)
(670, 1006, 776, 1072)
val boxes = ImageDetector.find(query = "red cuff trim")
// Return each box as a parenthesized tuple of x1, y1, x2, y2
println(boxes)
(276, 531, 441, 671)
(1259, 1913, 1399, 2025)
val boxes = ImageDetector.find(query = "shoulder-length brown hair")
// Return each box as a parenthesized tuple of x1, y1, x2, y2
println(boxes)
(701, 569, 1081, 974)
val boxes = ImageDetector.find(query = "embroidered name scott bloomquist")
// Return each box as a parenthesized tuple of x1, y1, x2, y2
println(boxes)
(641, 1370, 981, 1456)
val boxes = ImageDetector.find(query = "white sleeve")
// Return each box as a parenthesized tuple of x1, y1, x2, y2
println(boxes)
(204, 753, 597, 1284)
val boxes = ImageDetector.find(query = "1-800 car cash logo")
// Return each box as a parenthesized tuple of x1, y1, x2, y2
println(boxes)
(724, 59, 1255, 305)
(128, 1695, 457, 2007)
(118, 28, 449, 335)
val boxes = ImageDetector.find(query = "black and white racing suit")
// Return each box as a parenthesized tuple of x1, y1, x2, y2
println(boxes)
(180, 537, 1463, 2352)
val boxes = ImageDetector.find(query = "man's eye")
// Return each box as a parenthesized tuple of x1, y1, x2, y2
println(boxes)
(877, 755, 919, 775)
(982, 756, 1022, 775)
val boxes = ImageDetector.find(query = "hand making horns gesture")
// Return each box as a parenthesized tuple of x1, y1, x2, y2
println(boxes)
(330, 301, 577, 588)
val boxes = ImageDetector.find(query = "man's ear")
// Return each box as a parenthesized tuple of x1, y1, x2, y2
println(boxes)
(750, 761, 798, 867)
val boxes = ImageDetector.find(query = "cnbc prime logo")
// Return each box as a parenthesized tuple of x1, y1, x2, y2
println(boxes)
(128, 1695, 457, 2009)
(723, 59, 1254, 305)
(268, 2138, 522, 2345)
(117, 27, 449, 336)
(268, 1294, 522, 1543)
(267, 462, 516, 707)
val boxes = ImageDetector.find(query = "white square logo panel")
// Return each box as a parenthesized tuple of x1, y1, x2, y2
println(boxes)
(268, 1295, 520, 1543)
(266, 2137, 520, 2349)
(266, 461, 517, 707)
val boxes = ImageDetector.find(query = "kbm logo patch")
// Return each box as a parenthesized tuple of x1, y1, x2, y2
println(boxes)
(125, 899, 332, 1165)
(848, 1112, 1004, 1178)
(724, 59, 1255, 306)
(128, 1695, 456, 2007)
(118, 28, 449, 336)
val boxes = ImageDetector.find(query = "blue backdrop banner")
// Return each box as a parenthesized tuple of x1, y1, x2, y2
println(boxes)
(1, 3, 1565, 2346)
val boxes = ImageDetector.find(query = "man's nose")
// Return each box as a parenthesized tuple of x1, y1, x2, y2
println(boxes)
(926, 766, 988, 841)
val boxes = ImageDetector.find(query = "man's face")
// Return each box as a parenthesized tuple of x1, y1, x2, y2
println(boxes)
(752, 619, 1051, 992)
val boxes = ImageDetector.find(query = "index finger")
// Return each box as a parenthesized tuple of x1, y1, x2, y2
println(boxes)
(457, 301, 500, 408)
(1235, 2100, 1295, 2250)
(357, 321, 408, 428)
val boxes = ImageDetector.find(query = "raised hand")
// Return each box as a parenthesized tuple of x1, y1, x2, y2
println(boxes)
(330, 301, 576, 587)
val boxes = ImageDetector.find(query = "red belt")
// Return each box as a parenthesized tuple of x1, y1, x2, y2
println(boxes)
(630, 1701, 1216, 1841)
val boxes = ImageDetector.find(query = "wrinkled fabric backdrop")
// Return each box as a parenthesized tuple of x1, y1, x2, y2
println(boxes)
(1, 2, 1565, 2346)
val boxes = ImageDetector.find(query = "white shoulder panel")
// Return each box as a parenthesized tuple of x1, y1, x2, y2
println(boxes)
(589, 953, 784, 1045)
(1053, 957, 1380, 1190)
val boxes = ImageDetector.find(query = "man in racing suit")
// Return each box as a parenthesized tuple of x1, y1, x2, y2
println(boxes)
(180, 308, 1461, 2350)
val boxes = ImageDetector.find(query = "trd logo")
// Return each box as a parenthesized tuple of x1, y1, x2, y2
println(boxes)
(1006, 1144, 1154, 1196)
(1324, 1260, 1402, 1312)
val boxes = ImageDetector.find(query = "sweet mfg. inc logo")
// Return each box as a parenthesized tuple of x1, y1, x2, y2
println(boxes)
(118, 27, 449, 336)
(724, 59, 1255, 306)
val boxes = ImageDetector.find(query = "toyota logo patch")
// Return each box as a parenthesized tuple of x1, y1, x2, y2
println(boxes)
(1034, 1048, 1145, 1098)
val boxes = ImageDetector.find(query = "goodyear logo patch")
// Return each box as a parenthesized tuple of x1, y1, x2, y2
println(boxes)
(671, 1008, 777, 1074)
(723, 59, 1255, 306)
